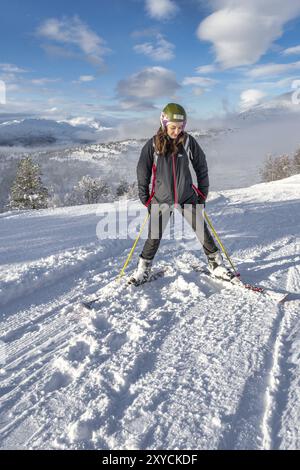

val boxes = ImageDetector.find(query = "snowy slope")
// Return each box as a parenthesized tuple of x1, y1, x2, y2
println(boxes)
(0, 176, 299, 450)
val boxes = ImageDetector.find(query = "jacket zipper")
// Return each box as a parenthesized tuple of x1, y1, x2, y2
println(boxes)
(145, 163, 157, 207)
(172, 153, 178, 206)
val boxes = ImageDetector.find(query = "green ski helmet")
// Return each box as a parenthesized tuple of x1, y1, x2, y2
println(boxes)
(160, 103, 187, 130)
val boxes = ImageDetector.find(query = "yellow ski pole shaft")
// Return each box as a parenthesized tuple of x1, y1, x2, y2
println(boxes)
(117, 211, 150, 282)
(203, 210, 238, 274)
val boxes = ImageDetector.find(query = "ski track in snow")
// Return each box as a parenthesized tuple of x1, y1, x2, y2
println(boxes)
(261, 260, 300, 450)
(0, 175, 299, 449)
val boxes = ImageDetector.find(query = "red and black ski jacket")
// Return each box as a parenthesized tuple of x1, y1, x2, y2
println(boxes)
(136, 133, 209, 207)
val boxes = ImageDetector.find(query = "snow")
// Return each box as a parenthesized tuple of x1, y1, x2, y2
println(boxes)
(0, 175, 299, 449)
(58, 116, 112, 132)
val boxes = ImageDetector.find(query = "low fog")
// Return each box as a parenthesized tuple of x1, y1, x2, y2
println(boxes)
(101, 108, 300, 191)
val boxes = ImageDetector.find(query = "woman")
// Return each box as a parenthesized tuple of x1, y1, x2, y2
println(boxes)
(130, 102, 230, 285)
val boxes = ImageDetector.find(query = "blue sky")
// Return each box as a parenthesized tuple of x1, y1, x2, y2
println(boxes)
(1, 0, 300, 125)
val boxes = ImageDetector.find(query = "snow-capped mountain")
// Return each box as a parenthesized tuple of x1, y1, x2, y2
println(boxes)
(58, 116, 112, 132)
(0, 117, 112, 147)
(0, 175, 299, 449)
(236, 92, 300, 123)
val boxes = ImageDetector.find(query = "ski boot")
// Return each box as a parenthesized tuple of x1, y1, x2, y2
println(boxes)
(128, 256, 153, 286)
(207, 251, 238, 283)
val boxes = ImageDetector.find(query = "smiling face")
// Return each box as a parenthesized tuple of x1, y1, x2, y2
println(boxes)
(166, 122, 184, 139)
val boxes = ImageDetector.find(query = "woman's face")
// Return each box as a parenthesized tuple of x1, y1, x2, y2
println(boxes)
(166, 122, 184, 139)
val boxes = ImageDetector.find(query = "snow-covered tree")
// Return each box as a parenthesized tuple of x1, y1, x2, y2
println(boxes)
(125, 181, 139, 200)
(9, 157, 49, 210)
(67, 176, 110, 205)
(116, 179, 129, 197)
(260, 154, 293, 182)
(0, 158, 18, 212)
(47, 187, 63, 209)
(293, 148, 300, 175)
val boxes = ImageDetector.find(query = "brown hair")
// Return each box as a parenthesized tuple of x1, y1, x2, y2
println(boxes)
(154, 127, 186, 156)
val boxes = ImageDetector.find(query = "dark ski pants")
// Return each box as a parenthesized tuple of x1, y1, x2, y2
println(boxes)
(141, 201, 218, 261)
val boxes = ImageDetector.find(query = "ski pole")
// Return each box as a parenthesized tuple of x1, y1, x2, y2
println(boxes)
(117, 211, 150, 282)
(203, 210, 238, 274)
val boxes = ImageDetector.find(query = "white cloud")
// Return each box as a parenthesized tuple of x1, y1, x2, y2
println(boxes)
(145, 0, 178, 20)
(234, 77, 297, 92)
(247, 61, 300, 78)
(0, 65, 28, 90)
(0, 92, 114, 120)
(0, 63, 27, 73)
(282, 45, 300, 56)
(45, 107, 59, 113)
(133, 34, 175, 61)
(131, 28, 159, 39)
(263, 77, 299, 89)
(239, 89, 266, 110)
(117, 66, 180, 104)
(40, 44, 77, 59)
(31, 78, 61, 85)
(0, 73, 19, 84)
(196, 64, 218, 74)
(78, 75, 96, 82)
(118, 99, 157, 111)
(197, 0, 300, 69)
(193, 88, 206, 96)
(5, 83, 20, 92)
(182, 76, 217, 87)
(36, 16, 111, 67)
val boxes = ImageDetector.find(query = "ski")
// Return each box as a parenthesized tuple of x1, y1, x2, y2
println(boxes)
(81, 280, 123, 310)
(191, 265, 289, 303)
(81, 269, 166, 309)
(127, 268, 166, 287)
(81, 264, 288, 310)
(81, 298, 102, 310)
